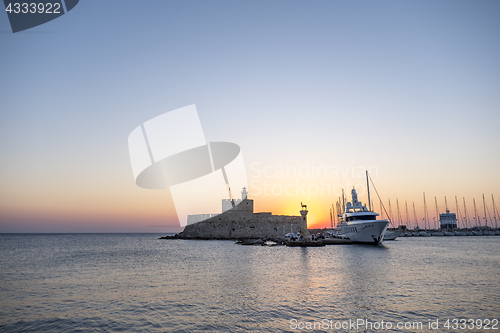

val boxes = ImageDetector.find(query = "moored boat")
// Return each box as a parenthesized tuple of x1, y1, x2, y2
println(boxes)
(337, 173, 389, 245)
(383, 230, 399, 241)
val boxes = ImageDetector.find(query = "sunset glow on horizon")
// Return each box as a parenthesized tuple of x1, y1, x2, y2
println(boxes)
(1, 1, 499, 233)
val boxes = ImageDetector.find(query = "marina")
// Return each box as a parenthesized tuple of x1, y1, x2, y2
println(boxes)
(327, 185, 500, 242)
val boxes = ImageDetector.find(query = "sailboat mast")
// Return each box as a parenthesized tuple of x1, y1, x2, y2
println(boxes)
(434, 197, 439, 230)
(482, 194, 488, 227)
(336, 201, 340, 224)
(342, 189, 345, 215)
(463, 197, 469, 229)
(396, 198, 402, 228)
(388, 199, 393, 227)
(366, 170, 371, 211)
(413, 202, 418, 228)
(405, 200, 410, 228)
(332, 203, 335, 226)
(337, 197, 344, 224)
(492, 195, 498, 229)
(423, 193, 428, 230)
(473, 198, 480, 227)
(455, 196, 462, 229)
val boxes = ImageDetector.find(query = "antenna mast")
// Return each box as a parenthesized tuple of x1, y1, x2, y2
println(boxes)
(366, 170, 372, 211)
(380, 199, 384, 219)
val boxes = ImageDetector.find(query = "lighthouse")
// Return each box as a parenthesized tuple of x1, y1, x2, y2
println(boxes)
(300, 202, 309, 236)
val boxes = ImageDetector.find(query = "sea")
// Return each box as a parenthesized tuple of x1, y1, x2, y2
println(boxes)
(0, 234, 499, 332)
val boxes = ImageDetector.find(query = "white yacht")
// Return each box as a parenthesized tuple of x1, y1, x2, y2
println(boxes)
(338, 188, 389, 245)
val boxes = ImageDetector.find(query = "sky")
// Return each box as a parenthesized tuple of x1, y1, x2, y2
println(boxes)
(1, 0, 499, 232)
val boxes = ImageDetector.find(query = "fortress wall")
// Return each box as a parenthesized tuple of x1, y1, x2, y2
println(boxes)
(180, 198, 306, 239)
(180, 216, 303, 239)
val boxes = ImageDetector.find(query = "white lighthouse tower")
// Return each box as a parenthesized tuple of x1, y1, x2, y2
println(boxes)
(300, 202, 309, 236)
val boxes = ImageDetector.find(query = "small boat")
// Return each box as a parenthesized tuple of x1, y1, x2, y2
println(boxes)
(321, 238, 353, 245)
(432, 231, 445, 236)
(444, 231, 455, 236)
(383, 230, 399, 241)
(286, 240, 325, 247)
(454, 230, 467, 236)
(419, 231, 431, 237)
(236, 239, 265, 245)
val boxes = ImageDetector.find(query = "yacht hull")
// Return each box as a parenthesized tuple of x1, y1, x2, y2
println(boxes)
(340, 220, 389, 245)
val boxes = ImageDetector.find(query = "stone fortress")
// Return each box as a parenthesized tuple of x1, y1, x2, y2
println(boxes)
(178, 188, 308, 239)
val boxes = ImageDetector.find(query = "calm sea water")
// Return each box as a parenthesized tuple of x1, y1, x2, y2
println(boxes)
(0, 234, 499, 332)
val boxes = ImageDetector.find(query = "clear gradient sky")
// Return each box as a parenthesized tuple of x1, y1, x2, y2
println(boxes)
(1, 1, 499, 232)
